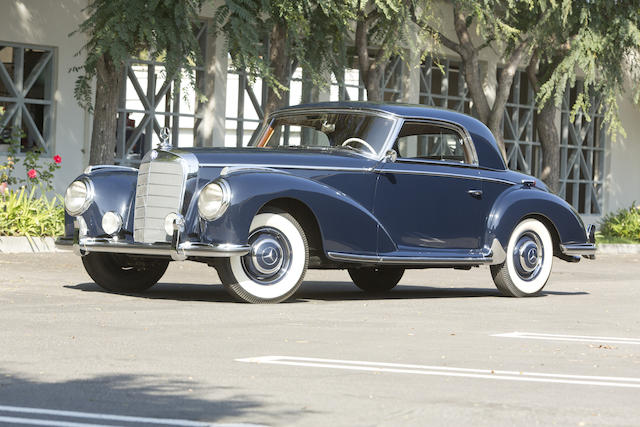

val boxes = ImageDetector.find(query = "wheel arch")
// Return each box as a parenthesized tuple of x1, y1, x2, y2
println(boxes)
(486, 187, 588, 260)
(258, 197, 325, 262)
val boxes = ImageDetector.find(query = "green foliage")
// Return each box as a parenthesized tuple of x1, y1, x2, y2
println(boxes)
(215, 0, 355, 95)
(0, 187, 65, 237)
(599, 203, 640, 243)
(71, 0, 204, 109)
(532, 1, 640, 138)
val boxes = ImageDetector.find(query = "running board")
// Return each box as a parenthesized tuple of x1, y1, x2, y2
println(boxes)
(327, 251, 493, 266)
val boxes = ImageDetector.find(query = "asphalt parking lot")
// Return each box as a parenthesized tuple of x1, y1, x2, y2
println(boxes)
(0, 252, 639, 426)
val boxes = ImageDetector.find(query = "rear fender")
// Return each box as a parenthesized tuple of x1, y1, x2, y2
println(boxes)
(486, 186, 589, 258)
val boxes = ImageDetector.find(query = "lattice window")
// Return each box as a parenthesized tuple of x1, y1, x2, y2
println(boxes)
(0, 42, 54, 154)
(419, 57, 472, 114)
(560, 83, 606, 215)
(115, 23, 207, 164)
(502, 70, 542, 176)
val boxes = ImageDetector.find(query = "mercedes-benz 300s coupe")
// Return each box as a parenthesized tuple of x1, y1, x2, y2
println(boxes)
(57, 102, 596, 303)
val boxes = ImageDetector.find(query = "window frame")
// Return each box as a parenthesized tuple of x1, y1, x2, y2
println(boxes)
(0, 41, 56, 155)
(387, 118, 479, 168)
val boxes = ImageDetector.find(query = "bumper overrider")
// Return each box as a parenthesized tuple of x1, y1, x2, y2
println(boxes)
(559, 224, 597, 259)
(55, 218, 250, 261)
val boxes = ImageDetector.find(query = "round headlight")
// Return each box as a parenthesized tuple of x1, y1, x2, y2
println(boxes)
(198, 180, 230, 220)
(64, 179, 94, 216)
(101, 211, 122, 236)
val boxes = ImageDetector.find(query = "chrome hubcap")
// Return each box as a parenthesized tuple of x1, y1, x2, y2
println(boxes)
(513, 231, 543, 280)
(242, 227, 291, 284)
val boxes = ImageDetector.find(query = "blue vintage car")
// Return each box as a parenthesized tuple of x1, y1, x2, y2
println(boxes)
(57, 102, 596, 303)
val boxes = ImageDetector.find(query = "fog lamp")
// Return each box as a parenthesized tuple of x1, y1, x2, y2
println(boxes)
(101, 211, 123, 236)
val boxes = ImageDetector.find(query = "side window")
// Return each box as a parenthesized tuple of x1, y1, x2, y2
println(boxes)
(394, 122, 472, 164)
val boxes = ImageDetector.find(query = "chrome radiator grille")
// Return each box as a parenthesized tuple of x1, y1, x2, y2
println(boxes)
(134, 155, 186, 243)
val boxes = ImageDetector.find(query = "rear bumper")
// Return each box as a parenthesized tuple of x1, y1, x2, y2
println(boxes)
(55, 237, 250, 261)
(560, 224, 596, 259)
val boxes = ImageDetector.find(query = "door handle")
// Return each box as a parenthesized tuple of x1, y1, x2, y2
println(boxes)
(467, 189, 483, 199)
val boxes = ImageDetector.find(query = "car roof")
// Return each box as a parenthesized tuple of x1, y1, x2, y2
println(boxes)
(279, 101, 506, 170)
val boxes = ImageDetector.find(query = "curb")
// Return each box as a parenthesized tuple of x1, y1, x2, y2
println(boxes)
(597, 243, 640, 254)
(0, 236, 70, 253)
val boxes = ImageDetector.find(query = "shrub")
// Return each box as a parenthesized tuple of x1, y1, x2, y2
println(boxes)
(599, 203, 640, 243)
(0, 187, 65, 237)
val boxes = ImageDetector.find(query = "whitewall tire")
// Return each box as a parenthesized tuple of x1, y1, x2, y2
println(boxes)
(490, 218, 554, 297)
(218, 212, 308, 303)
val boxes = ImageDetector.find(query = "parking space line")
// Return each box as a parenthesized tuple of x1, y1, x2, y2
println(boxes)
(0, 405, 210, 426)
(0, 415, 115, 426)
(236, 356, 640, 389)
(492, 331, 640, 345)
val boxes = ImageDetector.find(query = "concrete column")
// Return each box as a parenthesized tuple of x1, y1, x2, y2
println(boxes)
(198, 20, 227, 147)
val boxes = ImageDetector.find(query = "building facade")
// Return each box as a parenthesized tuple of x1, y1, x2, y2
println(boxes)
(1, 0, 638, 224)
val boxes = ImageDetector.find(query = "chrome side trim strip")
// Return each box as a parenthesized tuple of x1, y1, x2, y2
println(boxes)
(327, 251, 493, 265)
(374, 168, 516, 186)
(84, 165, 138, 174)
(74, 238, 250, 260)
(560, 243, 597, 256)
(201, 163, 370, 173)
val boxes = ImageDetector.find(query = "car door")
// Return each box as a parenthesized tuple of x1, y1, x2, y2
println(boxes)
(373, 120, 490, 252)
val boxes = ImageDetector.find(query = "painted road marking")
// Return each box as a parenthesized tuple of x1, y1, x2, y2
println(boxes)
(0, 416, 114, 427)
(236, 355, 640, 389)
(0, 404, 265, 427)
(492, 331, 640, 346)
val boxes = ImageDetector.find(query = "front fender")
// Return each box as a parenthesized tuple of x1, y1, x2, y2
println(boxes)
(63, 169, 138, 238)
(487, 186, 589, 254)
(201, 171, 391, 255)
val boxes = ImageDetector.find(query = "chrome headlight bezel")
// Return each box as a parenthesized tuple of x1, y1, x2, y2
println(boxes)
(64, 178, 94, 216)
(197, 180, 231, 221)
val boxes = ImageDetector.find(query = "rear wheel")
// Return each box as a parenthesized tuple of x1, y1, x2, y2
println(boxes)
(348, 266, 405, 293)
(217, 211, 308, 303)
(82, 253, 169, 293)
(490, 218, 554, 297)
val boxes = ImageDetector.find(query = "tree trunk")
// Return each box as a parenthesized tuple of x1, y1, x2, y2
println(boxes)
(355, 15, 384, 102)
(90, 54, 123, 165)
(536, 100, 560, 193)
(264, 22, 290, 119)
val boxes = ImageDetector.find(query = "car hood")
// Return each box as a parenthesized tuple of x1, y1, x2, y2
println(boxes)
(173, 147, 377, 170)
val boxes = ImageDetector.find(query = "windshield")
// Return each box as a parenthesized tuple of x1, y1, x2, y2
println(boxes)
(248, 111, 396, 158)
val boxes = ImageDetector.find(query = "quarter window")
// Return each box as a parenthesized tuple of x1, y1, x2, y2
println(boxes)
(394, 122, 472, 164)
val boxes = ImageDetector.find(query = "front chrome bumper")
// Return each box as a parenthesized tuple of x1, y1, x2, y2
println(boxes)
(55, 237, 250, 261)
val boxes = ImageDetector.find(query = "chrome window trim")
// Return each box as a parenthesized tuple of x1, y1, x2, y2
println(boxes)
(258, 108, 403, 161)
(384, 117, 479, 166)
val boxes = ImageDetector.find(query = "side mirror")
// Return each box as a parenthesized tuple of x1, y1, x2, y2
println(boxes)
(383, 149, 397, 163)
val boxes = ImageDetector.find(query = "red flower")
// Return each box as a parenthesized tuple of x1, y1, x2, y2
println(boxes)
(27, 169, 37, 179)
(0, 182, 7, 195)
(53, 155, 62, 164)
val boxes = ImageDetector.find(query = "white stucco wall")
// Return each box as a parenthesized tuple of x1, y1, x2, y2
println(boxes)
(0, 0, 90, 194)
(605, 94, 640, 213)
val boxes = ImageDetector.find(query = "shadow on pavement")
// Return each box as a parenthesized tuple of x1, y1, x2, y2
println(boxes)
(0, 370, 301, 425)
(65, 281, 588, 303)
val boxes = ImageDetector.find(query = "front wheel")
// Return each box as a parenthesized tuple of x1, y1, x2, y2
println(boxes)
(82, 253, 169, 293)
(348, 267, 405, 293)
(490, 218, 554, 297)
(217, 212, 308, 303)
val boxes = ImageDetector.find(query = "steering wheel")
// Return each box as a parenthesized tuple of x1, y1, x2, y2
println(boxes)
(341, 137, 376, 156)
